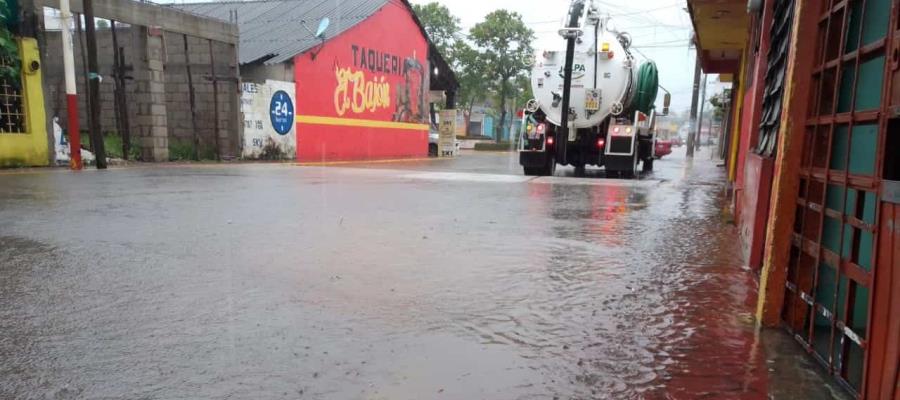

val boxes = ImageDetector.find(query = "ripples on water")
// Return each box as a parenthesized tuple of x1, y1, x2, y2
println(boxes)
(0, 160, 800, 399)
(423, 171, 761, 399)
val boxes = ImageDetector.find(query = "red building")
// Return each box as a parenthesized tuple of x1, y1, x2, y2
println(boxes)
(180, 0, 457, 162)
(689, 0, 899, 398)
(294, 2, 433, 161)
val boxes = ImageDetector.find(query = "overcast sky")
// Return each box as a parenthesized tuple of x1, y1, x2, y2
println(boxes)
(47, 0, 725, 113)
(409, 0, 726, 112)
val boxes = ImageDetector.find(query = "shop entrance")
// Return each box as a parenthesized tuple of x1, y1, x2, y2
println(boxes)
(781, 0, 895, 396)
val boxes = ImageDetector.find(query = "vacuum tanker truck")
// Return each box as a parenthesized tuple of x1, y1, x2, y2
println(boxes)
(519, 0, 670, 177)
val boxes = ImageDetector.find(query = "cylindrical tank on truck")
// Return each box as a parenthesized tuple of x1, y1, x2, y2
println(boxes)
(518, 0, 670, 178)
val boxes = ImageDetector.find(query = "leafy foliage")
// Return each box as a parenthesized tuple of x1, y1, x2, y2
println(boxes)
(411, 3, 460, 65)
(709, 90, 731, 121)
(81, 132, 141, 160)
(0, 0, 20, 86)
(453, 41, 490, 113)
(412, 3, 534, 139)
(468, 10, 533, 141)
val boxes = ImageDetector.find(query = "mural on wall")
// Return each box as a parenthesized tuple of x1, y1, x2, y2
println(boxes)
(241, 80, 297, 160)
(331, 44, 427, 124)
(392, 56, 426, 123)
(294, 3, 430, 161)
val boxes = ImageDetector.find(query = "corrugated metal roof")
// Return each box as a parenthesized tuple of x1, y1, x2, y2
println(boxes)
(171, 0, 388, 65)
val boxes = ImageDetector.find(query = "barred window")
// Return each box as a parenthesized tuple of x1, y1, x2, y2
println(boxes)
(755, 0, 794, 157)
(0, 55, 25, 134)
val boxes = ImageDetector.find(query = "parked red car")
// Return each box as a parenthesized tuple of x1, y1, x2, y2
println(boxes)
(654, 139, 673, 158)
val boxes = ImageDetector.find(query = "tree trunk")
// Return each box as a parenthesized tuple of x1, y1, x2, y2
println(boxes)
(463, 96, 475, 136)
(497, 81, 508, 143)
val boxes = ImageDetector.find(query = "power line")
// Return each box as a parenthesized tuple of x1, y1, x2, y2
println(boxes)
(608, 3, 682, 17)
(632, 44, 692, 49)
(524, 2, 686, 25)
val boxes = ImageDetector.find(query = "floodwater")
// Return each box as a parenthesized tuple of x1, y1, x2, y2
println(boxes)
(0, 149, 848, 399)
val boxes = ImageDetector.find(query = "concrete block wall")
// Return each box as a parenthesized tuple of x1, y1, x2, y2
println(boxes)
(134, 27, 168, 161)
(43, 26, 140, 139)
(162, 32, 238, 157)
(41, 25, 240, 160)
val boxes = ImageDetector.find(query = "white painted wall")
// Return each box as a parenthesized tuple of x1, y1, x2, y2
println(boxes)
(241, 80, 296, 159)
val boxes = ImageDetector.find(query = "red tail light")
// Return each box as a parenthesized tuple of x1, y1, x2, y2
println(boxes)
(546, 136, 555, 146)
(597, 138, 605, 148)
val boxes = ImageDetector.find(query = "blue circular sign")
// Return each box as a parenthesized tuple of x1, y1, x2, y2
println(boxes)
(269, 90, 294, 136)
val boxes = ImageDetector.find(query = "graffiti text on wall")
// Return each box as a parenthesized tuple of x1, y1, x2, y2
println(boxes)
(332, 45, 425, 123)
(351, 45, 404, 76)
(333, 67, 391, 116)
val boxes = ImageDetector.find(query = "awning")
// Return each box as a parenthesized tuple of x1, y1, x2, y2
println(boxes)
(686, 0, 749, 74)
(428, 42, 458, 93)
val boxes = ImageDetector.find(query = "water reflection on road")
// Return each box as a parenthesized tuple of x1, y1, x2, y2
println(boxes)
(0, 150, 847, 399)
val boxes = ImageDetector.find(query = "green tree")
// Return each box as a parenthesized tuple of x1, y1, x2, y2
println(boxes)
(709, 90, 731, 122)
(0, 0, 19, 85)
(454, 41, 492, 131)
(469, 10, 533, 142)
(412, 2, 460, 65)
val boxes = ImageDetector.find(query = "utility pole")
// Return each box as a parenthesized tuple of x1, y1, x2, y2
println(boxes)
(687, 48, 702, 158)
(59, 0, 82, 170)
(695, 73, 708, 153)
(82, 0, 107, 168)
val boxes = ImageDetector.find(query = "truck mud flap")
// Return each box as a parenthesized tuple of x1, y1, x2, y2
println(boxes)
(520, 151, 551, 168)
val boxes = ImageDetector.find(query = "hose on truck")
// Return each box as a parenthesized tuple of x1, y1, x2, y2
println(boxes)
(633, 61, 659, 115)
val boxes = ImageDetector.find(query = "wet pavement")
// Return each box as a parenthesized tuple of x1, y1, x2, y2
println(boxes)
(1, 148, 849, 399)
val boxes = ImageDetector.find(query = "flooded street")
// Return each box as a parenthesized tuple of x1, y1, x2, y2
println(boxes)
(1, 150, 848, 399)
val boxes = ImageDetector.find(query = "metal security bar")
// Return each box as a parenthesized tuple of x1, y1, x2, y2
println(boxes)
(756, 0, 794, 157)
(782, 0, 892, 396)
(0, 56, 25, 134)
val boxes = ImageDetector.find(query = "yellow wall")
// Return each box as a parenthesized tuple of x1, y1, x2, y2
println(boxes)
(0, 37, 48, 167)
(727, 52, 748, 182)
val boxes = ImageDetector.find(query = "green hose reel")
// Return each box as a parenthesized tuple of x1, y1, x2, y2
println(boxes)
(633, 61, 659, 115)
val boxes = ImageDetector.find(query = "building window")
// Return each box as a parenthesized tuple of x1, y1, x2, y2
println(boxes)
(0, 55, 25, 134)
(755, 0, 794, 157)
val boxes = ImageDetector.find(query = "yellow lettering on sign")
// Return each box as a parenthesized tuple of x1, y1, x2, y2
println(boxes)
(334, 67, 391, 116)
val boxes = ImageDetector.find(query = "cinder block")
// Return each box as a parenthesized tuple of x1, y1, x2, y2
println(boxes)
(151, 104, 167, 116)
(150, 82, 166, 94)
(152, 126, 168, 138)
(134, 115, 153, 126)
(151, 147, 169, 162)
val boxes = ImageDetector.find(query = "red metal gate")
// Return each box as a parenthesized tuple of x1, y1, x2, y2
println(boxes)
(863, 2, 900, 396)
(866, 196, 900, 399)
(781, 0, 895, 397)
